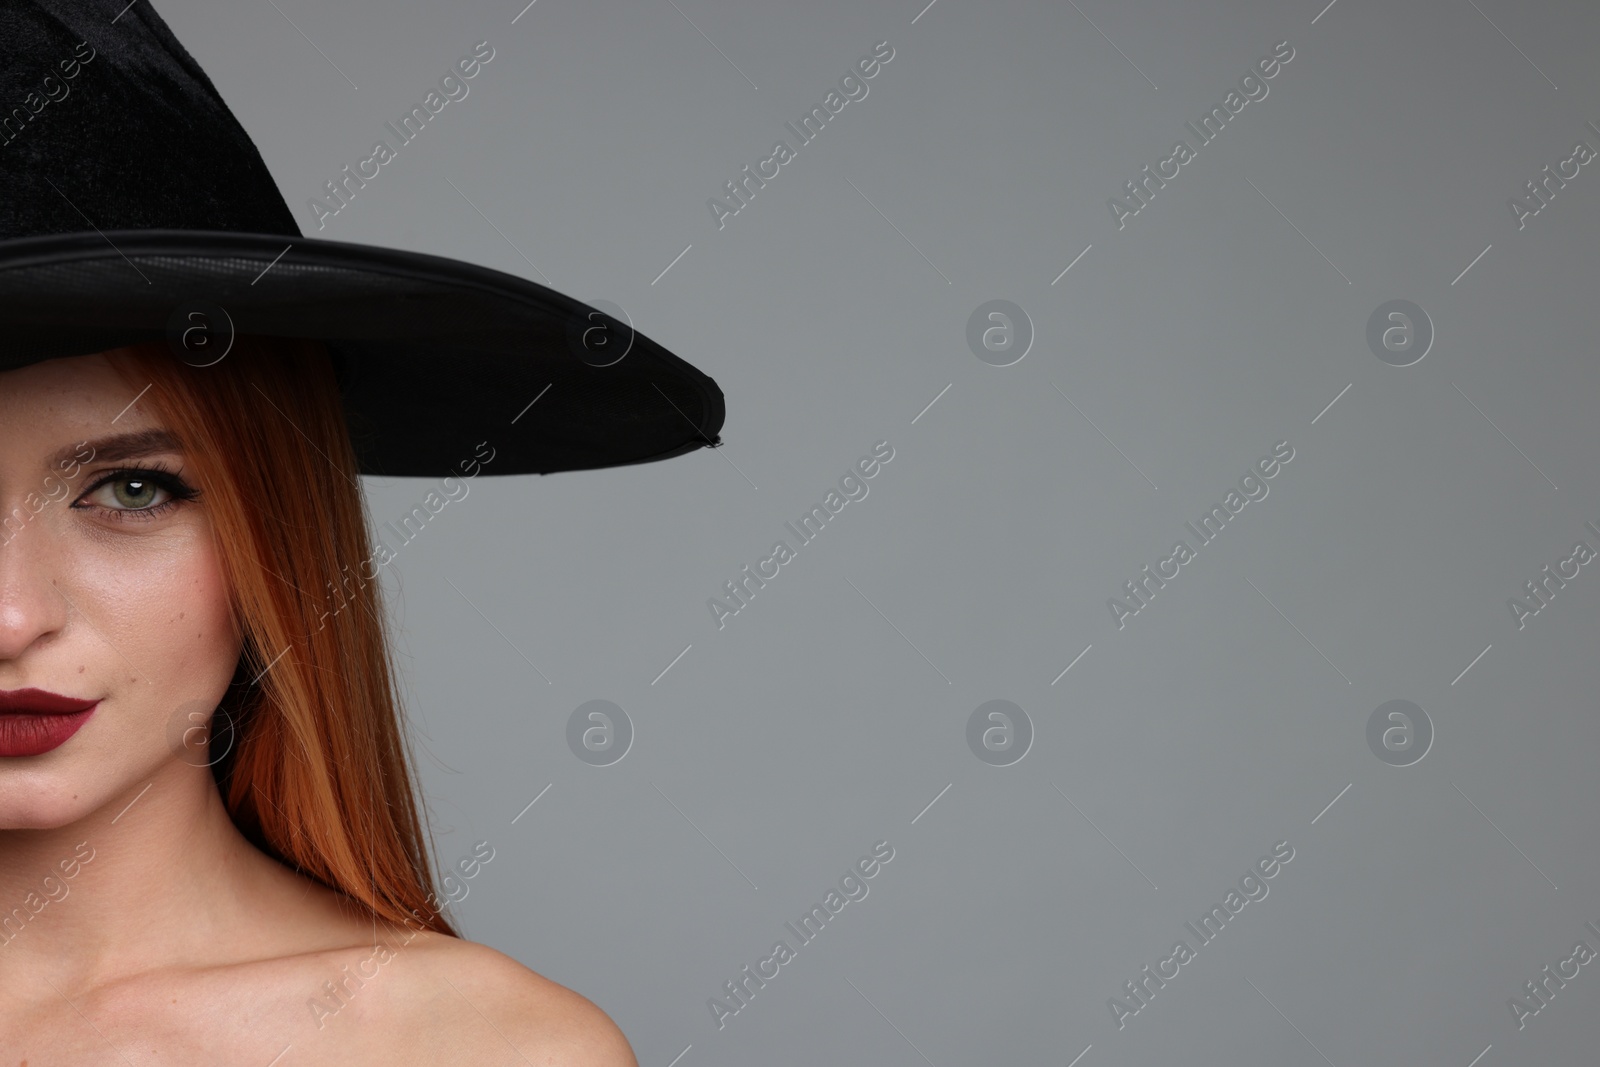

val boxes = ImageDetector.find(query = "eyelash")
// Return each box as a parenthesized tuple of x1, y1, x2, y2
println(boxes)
(73, 462, 201, 523)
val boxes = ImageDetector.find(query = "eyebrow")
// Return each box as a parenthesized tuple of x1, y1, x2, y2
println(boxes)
(49, 428, 187, 470)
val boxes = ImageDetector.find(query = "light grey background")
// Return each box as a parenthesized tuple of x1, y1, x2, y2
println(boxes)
(160, 0, 1600, 1063)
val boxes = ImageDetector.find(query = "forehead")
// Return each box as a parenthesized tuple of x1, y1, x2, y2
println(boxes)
(0, 352, 183, 469)
(2, 351, 136, 409)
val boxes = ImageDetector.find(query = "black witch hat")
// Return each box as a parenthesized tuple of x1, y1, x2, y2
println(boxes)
(0, 0, 725, 478)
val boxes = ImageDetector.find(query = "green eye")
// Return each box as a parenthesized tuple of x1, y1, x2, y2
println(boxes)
(76, 466, 200, 522)
(108, 476, 165, 509)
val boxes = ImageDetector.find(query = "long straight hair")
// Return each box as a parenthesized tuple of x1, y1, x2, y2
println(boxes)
(104, 336, 458, 938)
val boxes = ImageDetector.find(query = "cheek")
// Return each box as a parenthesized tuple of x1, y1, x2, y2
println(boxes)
(164, 544, 239, 678)
(0, 520, 243, 823)
(76, 525, 241, 703)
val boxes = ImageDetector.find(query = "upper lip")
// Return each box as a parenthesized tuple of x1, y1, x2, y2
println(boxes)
(0, 688, 100, 715)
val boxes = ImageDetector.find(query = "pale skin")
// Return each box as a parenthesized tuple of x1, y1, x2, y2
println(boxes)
(0, 353, 637, 1065)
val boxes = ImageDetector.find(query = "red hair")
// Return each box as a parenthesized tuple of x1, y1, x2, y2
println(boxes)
(104, 336, 458, 937)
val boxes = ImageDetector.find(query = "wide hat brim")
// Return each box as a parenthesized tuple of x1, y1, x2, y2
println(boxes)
(0, 228, 726, 479)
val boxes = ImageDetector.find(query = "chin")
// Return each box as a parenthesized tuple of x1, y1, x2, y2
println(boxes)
(0, 737, 165, 830)
(0, 786, 100, 830)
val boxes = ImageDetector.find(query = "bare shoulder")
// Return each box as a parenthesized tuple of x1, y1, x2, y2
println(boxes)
(379, 929, 638, 1066)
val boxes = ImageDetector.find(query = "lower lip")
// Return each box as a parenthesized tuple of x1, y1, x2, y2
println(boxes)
(0, 704, 98, 757)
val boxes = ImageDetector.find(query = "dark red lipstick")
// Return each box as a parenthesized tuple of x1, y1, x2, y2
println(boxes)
(0, 688, 99, 756)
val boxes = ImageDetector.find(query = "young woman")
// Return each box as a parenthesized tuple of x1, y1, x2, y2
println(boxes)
(0, 338, 639, 1062)
(0, 0, 723, 1061)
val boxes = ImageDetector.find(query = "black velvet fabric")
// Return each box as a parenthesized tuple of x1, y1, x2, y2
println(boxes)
(0, 0, 301, 237)
(0, 1, 725, 478)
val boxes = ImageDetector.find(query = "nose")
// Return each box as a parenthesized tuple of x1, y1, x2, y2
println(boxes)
(0, 512, 71, 665)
